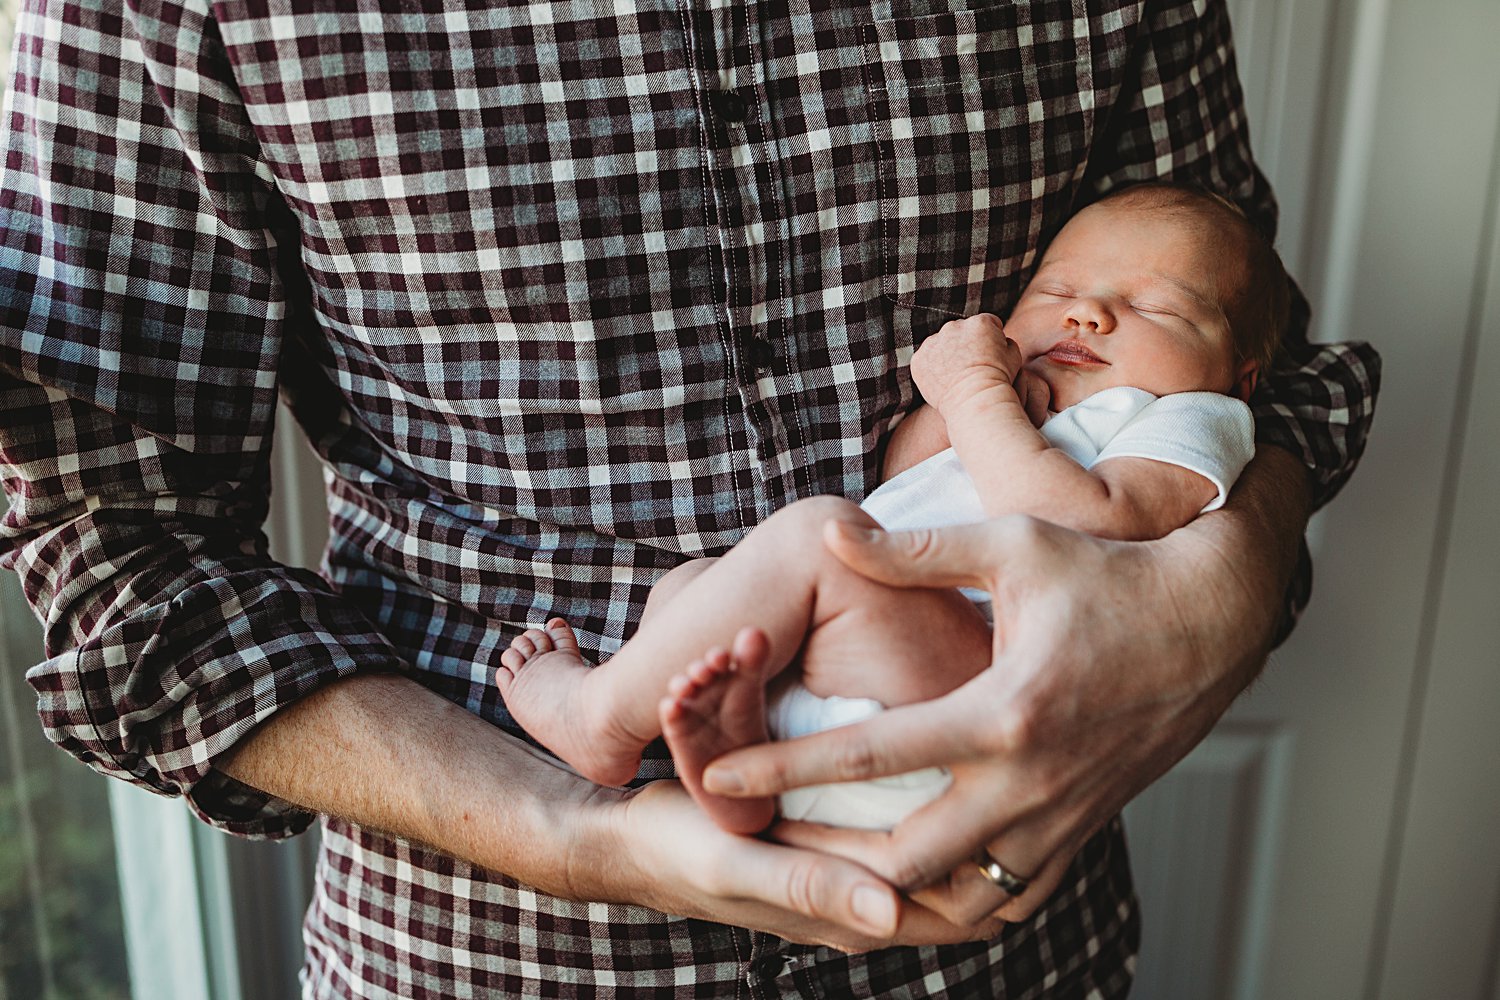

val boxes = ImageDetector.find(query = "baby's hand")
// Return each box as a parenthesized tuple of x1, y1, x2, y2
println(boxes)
(911, 314, 1025, 413)
(1013, 368, 1052, 428)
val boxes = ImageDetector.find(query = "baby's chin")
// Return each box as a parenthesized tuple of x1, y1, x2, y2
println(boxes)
(1024, 359, 1120, 412)
(1038, 375, 1088, 412)
(1047, 391, 1082, 412)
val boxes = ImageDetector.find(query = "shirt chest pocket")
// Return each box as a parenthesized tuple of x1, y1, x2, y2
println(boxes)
(863, 1, 1096, 319)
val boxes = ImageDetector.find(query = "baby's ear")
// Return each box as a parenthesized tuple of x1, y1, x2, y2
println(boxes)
(1232, 359, 1259, 403)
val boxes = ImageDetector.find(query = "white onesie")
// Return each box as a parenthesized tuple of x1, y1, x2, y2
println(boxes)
(771, 386, 1255, 830)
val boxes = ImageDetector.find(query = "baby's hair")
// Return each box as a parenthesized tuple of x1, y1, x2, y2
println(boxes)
(1091, 181, 1290, 373)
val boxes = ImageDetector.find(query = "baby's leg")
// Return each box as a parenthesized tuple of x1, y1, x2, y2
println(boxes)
(640, 557, 717, 619)
(498, 496, 987, 792)
(496, 498, 871, 786)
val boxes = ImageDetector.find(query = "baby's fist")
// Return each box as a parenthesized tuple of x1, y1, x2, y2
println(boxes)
(911, 314, 1024, 410)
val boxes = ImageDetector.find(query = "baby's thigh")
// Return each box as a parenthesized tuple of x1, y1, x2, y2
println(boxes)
(639, 557, 719, 623)
(798, 576, 992, 709)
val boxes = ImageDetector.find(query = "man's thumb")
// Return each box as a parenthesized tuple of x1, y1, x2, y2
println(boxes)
(823, 519, 992, 590)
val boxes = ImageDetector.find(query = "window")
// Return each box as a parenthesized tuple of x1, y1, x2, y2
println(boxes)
(0, 419, 325, 1000)
(1, 575, 132, 1000)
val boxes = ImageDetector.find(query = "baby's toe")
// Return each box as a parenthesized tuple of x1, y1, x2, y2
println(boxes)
(520, 627, 554, 653)
(543, 618, 579, 652)
(665, 676, 690, 701)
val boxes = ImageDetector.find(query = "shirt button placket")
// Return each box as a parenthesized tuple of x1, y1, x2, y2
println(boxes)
(697, 6, 788, 498)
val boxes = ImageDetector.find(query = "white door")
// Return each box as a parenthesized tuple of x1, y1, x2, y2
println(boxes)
(1125, 1, 1500, 997)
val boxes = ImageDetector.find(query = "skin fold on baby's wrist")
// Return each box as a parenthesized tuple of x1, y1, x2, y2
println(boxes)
(936, 374, 1027, 422)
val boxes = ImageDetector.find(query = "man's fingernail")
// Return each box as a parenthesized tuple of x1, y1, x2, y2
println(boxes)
(832, 522, 878, 543)
(851, 886, 896, 935)
(703, 769, 743, 794)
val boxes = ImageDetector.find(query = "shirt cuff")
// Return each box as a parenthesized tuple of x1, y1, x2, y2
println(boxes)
(27, 565, 407, 839)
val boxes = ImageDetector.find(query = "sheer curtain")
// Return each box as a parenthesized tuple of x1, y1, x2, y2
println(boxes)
(0, 0, 14, 94)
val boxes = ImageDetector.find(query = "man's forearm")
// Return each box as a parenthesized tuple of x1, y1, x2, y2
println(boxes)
(218, 673, 611, 898)
(218, 672, 936, 948)
(1159, 443, 1312, 681)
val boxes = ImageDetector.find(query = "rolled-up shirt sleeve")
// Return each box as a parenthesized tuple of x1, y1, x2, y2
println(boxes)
(0, 0, 405, 836)
(1080, 0, 1382, 513)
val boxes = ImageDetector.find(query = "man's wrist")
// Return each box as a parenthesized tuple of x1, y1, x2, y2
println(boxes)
(547, 776, 634, 903)
(219, 673, 625, 899)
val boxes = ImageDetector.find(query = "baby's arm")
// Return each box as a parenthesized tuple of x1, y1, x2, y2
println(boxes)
(913, 314, 1217, 541)
(881, 405, 950, 480)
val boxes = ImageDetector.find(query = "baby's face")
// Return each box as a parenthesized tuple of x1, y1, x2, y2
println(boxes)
(1006, 200, 1253, 411)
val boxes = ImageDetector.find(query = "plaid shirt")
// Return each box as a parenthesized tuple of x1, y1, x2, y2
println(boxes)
(1, 0, 1379, 994)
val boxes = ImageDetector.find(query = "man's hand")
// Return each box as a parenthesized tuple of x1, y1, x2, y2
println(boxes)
(595, 779, 1004, 951)
(701, 448, 1309, 926)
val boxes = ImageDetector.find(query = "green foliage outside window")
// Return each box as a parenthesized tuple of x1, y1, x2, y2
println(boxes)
(0, 764, 131, 1000)
(1, 540, 132, 998)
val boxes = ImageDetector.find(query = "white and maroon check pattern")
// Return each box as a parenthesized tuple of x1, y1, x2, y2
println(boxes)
(1, 0, 1378, 994)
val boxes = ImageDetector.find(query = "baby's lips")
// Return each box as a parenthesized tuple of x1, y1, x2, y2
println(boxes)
(1044, 339, 1108, 365)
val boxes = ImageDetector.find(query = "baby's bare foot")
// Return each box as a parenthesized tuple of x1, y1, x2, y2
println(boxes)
(498, 618, 643, 787)
(659, 627, 776, 835)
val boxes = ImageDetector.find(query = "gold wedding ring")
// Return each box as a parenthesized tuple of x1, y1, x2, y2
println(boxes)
(974, 848, 1030, 897)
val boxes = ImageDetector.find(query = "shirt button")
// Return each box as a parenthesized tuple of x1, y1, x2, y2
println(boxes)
(711, 88, 748, 123)
(750, 954, 788, 980)
(748, 335, 774, 371)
